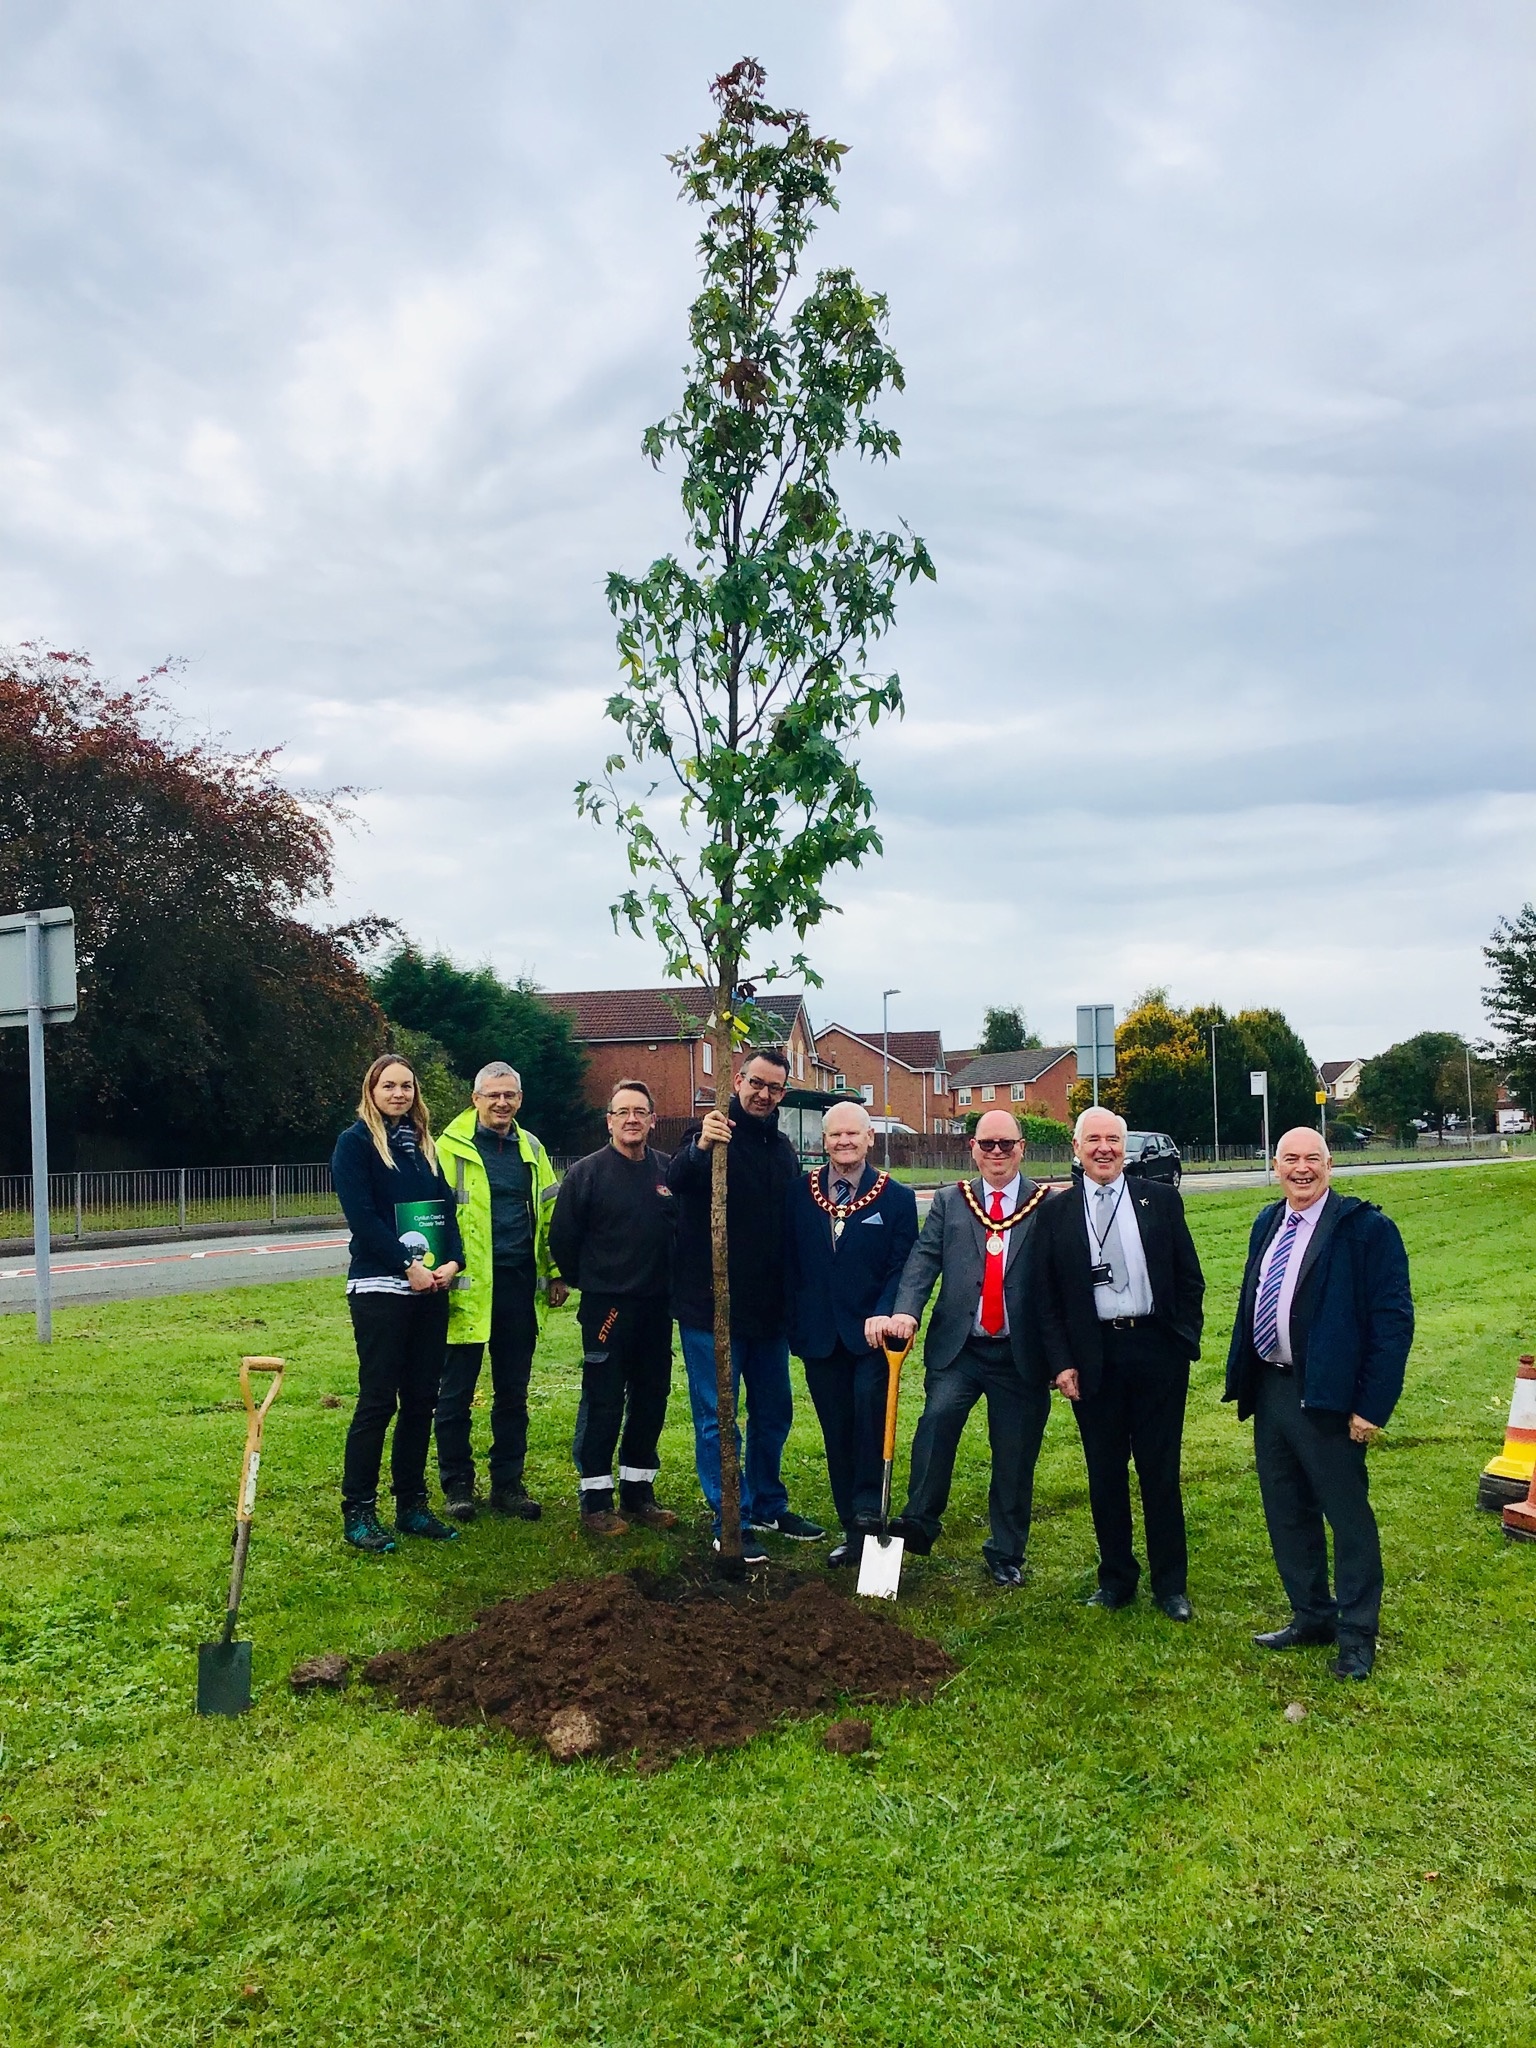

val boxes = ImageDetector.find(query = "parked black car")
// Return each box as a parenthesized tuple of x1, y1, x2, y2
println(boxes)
(1122, 1130, 1182, 1187)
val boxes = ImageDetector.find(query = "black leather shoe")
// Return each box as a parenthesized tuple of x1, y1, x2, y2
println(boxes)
(1084, 1586, 1135, 1610)
(987, 1560, 1024, 1590)
(889, 1516, 933, 1557)
(827, 1535, 863, 1568)
(1331, 1643, 1375, 1681)
(1253, 1621, 1336, 1651)
(1156, 1594, 1193, 1622)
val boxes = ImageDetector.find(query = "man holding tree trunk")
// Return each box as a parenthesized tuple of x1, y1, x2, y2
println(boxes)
(668, 1047, 826, 1564)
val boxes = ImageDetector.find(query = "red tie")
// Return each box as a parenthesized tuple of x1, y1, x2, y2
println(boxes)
(980, 1190, 1006, 1336)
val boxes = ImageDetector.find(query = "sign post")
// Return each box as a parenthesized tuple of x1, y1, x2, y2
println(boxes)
(1076, 1004, 1117, 1110)
(1315, 1085, 1328, 1144)
(0, 909, 78, 1343)
(1251, 1070, 1270, 1184)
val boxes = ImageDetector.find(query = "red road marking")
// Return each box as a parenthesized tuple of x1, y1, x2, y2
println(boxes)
(0, 1237, 348, 1279)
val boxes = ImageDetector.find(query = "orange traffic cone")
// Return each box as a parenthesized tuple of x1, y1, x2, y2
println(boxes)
(1503, 1464, 1536, 1544)
(1478, 1355, 1536, 1511)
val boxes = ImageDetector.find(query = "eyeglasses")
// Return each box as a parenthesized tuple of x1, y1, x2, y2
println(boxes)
(974, 1137, 1022, 1154)
(742, 1077, 787, 1098)
(477, 1091, 520, 1104)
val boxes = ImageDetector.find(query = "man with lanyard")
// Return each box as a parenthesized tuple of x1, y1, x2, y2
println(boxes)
(880, 1108, 1052, 1588)
(1036, 1107, 1205, 1619)
(549, 1078, 681, 1535)
(434, 1061, 563, 1521)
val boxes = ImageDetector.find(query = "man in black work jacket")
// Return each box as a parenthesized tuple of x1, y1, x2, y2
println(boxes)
(1224, 1126, 1413, 1682)
(1035, 1107, 1205, 1621)
(784, 1100, 919, 1568)
(549, 1078, 679, 1536)
(667, 1046, 826, 1562)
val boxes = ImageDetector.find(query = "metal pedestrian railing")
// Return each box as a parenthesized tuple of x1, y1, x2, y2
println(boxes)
(0, 1163, 341, 1244)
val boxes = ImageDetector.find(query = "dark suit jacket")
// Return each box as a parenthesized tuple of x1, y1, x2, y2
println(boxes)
(784, 1164, 920, 1361)
(1222, 1190, 1413, 1426)
(892, 1176, 1048, 1379)
(1033, 1176, 1204, 1398)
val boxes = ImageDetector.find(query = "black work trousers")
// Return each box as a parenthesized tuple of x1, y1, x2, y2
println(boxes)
(901, 1336, 1051, 1569)
(434, 1266, 538, 1496)
(1071, 1319, 1190, 1602)
(803, 1343, 889, 1535)
(343, 1290, 451, 1512)
(572, 1294, 674, 1505)
(1253, 1364, 1383, 1646)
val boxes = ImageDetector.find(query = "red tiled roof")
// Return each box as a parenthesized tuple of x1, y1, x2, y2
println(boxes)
(823, 1024, 948, 1072)
(540, 987, 810, 1045)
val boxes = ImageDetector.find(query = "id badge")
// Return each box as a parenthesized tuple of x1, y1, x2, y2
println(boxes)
(1090, 1262, 1114, 1287)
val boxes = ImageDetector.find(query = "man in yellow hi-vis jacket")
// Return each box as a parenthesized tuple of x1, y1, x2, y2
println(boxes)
(433, 1061, 564, 1520)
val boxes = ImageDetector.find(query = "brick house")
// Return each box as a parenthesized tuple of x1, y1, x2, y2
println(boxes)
(949, 1047, 1077, 1126)
(539, 987, 831, 1122)
(815, 1025, 956, 1134)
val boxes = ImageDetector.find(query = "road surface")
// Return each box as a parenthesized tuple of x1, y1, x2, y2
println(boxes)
(0, 1231, 351, 1313)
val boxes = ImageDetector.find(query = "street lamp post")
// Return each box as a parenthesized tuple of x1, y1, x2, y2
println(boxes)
(1465, 1041, 1476, 1148)
(1209, 1022, 1224, 1165)
(882, 987, 900, 1171)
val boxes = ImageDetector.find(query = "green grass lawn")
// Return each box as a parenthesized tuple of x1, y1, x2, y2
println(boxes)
(2, 1168, 1535, 2046)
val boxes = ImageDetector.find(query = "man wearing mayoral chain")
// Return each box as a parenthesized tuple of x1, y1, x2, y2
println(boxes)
(878, 1109, 1054, 1588)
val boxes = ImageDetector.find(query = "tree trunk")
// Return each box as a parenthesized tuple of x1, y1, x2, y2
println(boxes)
(711, 970, 744, 1574)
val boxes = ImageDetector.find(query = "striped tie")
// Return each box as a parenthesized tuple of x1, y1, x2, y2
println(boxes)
(1253, 1210, 1303, 1361)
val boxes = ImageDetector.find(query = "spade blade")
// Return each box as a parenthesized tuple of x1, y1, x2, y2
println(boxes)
(196, 1638, 252, 1716)
(856, 1532, 905, 1600)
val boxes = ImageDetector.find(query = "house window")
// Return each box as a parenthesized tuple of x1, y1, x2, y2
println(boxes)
(957, 1087, 971, 1106)
(1010, 1083, 1026, 1103)
(861, 1084, 874, 1105)
(935, 1073, 947, 1095)
(702, 1040, 713, 1075)
(833, 1072, 847, 1091)
(796, 1048, 804, 1080)
(981, 1085, 996, 1102)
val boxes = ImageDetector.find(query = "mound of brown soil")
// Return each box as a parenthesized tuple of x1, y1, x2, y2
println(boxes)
(364, 1570, 955, 1767)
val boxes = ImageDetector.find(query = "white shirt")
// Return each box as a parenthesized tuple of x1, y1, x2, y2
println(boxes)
(1254, 1195, 1326, 1365)
(972, 1172, 1022, 1335)
(1082, 1173, 1155, 1320)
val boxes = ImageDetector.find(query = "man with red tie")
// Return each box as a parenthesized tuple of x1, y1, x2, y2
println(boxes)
(879, 1109, 1053, 1588)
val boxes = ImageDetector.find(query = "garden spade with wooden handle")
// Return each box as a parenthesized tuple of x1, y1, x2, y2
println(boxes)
(197, 1356, 285, 1716)
(857, 1339, 912, 1600)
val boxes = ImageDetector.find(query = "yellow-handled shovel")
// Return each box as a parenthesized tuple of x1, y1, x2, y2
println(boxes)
(196, 1356, 285, 1716)
(857, 1340, 912, 1600)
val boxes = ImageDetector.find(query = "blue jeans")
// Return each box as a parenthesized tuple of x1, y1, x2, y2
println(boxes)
(679, 1324, 793, 1530)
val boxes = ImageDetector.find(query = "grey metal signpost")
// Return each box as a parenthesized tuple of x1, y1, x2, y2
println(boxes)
(1075, 1004, 1116, 1108)
(1250, 1069, 1271, 1185)
(0, 908, 78, 1342)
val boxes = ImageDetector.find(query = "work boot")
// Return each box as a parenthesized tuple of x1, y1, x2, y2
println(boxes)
(619, 1481, 679, 1530)
(441, 1485, 479, 1523)
(582, 1508, 630, 1537)
(343, 1503, 396, 1554)
(488, 1485, 542, 1521)
(395, 1499, 460, 1541)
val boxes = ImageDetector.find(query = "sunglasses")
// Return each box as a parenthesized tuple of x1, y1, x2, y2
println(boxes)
(974, 1137, 1022, 1154)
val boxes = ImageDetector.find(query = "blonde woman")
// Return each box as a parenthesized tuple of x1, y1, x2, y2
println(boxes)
(331, 1055, 465, 1552)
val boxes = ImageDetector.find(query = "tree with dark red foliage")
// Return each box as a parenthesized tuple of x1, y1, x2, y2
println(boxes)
(0, 644, 386, 1168)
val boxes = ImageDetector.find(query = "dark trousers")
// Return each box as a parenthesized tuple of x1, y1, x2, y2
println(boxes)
(1071, 1320, 1190, 1602)
(343, 1290, 451, 1512)
(803, 1343, 889, 1535)
(434, 1266, 538, 1496)
(573, 1294, 674, 1505)
(900, 1336, 1051, 1569)
(1253, 1365, 1383, 1646)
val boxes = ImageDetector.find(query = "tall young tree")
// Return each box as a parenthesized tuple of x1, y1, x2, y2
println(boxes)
(1485, 904, 1536, 1115)
(577, 59, 932, 1561)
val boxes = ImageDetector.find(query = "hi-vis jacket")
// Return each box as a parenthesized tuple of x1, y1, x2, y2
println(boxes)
(436, 1108, 559, 1345)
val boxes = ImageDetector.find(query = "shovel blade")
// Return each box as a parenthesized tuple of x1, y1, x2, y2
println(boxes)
(196, 1638, 252, 1716)
(856, 1533, 905, 1601)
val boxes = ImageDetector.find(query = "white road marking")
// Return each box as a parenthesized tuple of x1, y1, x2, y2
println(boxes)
(0, 1236, 348, 1281)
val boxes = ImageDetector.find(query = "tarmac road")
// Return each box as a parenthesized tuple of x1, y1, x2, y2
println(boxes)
(0, 1230, 351, 1313)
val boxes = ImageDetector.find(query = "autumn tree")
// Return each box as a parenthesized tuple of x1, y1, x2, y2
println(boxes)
(0, 644, 384, 1168)
(577, 60, 932, 1561)
(1068, 993, 1318, 1143)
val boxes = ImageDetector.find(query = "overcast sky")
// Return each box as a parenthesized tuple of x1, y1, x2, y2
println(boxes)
(4, 1, 1531, 1062)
